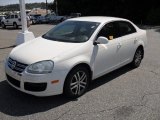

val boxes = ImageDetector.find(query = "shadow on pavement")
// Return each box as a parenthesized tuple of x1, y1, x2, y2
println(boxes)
(138, 25, 160, 30)
(0, 64, 134, 116)
(0, 81, 70, 116)
(89, 64, 133, 91)
(0, 27, 21, 30)
(155, 28, 160, 33)
(0, 45, 16, 50)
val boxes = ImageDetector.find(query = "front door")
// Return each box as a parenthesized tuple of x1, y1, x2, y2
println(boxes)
(4, 15, 11, 25)
(93, 22, 121, 78)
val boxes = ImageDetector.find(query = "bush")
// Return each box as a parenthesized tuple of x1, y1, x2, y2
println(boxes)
(146, 8, 160, 25)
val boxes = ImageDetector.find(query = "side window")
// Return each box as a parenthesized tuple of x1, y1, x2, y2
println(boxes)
(118, 21, 136, 36)
(15, 15, 18, 18)
(11, 15, 14, 19)
(6, 15, 10, 19)
(97, 22, 119, 40)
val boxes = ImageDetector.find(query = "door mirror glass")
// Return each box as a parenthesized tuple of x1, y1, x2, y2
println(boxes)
(94, 36, 109, 45)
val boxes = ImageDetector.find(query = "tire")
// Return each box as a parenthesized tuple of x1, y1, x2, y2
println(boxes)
(13, 22, 18, 29)
(1, 22, 6, 29)
(33, 20, 36, 24)
(64, 66, 90, 98)
(131, 47, 143, 68)
(60, 18, 64, 22)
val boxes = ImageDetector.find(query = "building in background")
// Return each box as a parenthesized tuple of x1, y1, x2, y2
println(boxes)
(29, 8, 51, 16)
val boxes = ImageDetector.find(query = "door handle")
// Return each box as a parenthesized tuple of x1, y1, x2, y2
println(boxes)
(134, 38, 138, 43)
(117, 43, 122, 49)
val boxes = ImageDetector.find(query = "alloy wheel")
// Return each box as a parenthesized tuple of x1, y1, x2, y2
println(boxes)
(134, 49, 142, 66)
(70, 71, 87, 95)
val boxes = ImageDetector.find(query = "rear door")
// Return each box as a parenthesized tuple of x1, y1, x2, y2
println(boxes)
(116, 21, 137, 65)
(14, 15, 19, 25)
(8, 15, 15, 25)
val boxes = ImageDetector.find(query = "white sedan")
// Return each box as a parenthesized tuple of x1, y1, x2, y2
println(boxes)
(5, 17, 147, 98)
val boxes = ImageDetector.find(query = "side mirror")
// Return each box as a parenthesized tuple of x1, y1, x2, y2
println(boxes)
(93, 36, 109, 45)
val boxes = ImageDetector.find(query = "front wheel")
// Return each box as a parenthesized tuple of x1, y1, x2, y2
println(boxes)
(131, 47, 143, 68)
(64, 66, 90, 98)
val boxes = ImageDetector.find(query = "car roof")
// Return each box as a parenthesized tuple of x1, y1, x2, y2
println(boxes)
(10, 13, 18, 15)
(68, 16, 128, 23)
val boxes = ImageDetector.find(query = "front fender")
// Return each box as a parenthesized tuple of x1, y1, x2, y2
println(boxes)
(55, 54, 92, 73)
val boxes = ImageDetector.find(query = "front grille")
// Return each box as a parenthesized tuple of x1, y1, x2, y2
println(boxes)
(24, 82, 47, 92)
(6, 74, 20, 88)
(8, 57, 28, 73)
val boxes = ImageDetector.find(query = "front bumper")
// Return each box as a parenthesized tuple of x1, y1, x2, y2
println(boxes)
(5, 62, 68, 97)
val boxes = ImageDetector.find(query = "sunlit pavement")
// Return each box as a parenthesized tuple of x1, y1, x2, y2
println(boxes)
(0, 25, 160, 120)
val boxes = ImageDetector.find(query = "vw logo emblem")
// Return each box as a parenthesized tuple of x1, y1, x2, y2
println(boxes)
(11, 61, 16, 69)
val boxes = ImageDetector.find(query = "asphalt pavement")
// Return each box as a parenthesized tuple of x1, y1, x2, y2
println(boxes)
(0, 25, 160, 120)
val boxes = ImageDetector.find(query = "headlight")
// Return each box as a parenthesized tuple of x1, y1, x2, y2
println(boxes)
(26, 60, 54, 74)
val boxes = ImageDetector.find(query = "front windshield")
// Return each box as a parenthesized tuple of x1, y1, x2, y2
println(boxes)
(42, 21, 100, 43)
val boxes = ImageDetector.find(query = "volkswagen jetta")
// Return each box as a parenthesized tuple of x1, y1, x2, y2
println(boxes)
(5, 17, 147, 98)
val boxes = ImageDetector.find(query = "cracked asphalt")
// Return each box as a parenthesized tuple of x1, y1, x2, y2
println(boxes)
(0, 25, 160, 120)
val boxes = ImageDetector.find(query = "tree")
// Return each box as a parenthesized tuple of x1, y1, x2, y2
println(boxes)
(49, 0, 160, 25)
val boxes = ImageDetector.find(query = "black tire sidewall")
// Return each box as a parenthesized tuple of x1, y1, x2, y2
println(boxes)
(132, 48, 143, 68)
(64, 66, 90, 98)
(13, 23, 18, 29)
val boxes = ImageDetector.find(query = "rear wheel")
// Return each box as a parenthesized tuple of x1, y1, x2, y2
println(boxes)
(13, 22, 18, 29)
(1, 23, 6, 29)
(131, 47, 143, 68)
(64, 66, 90, 98)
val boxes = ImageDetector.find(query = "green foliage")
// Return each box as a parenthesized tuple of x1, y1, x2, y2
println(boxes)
(0, 0, 160, 25)
(0, 2, 52, 12)
(146, 8, 160, 25)
(49, 0, 159, 25)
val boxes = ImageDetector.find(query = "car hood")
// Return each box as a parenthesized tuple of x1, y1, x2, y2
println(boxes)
(10, 37, 83, 64)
